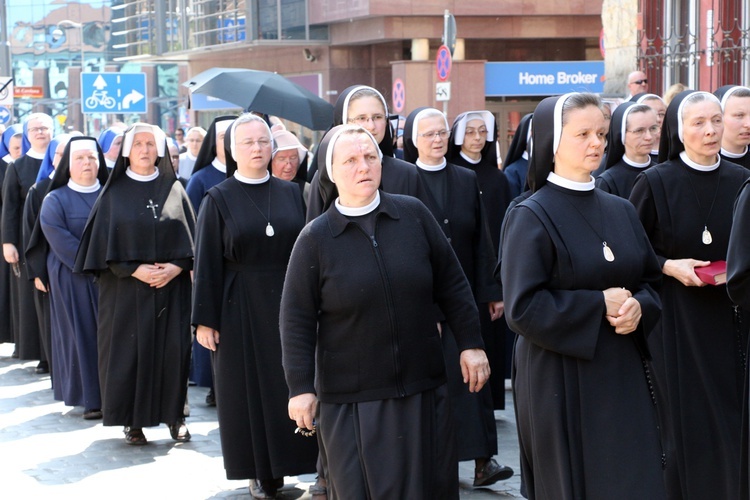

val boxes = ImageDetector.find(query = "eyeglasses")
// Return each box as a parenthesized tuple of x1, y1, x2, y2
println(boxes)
(238, 138, 271, 148)
(274, 155, 299, 164)
(627, 125, 660, 137)
(347, 114, 386, 125)
(630, 79, 648, 85)
(418, 130, 449, 140)
(465, 128, 488, 137)
(171, 155, 180, 160)
(28, 126, 50, 134)
(187, 138, 203, 143)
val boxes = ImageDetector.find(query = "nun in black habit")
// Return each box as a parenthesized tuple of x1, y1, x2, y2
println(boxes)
(281, 124, 489, 500)
(403, 107, 512, 486)
(631, 92, 667, 163)
(0, 124, 21, 345)
(629, 90, 750, 499)
(502, 92, 666, 499)
(74, 123, 195, 445)
(595, 101, 658, 199)
(716, 85, 750, 169)
(446, 110, 512, 411)
(305, 85, 420, 221)
(192, 113, 317, 498)
(2, 113, 52, 362)
(502, 113, 533, 199)
(184, 115, 236, 402)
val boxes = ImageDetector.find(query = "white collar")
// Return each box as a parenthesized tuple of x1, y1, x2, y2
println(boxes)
(184, 151, 197, 161)
(416, 158, 447, 172)
(27, 148, 45, 160)
(459, 151, 481, 164)
(105, 157, 116, 168)
(68, 179, 101, 193)
(521, 150, 529, 160)
(623, 154, 651, 168)
(2, 154, 11, 163)
(335, 191, 381, 216)
(680, 151, 720, 172)
(211, 158, 227, 173)
(547, 171, 595, 191)
(126, 167, 159, 181)
(721, 146, 749, 159)
(233, 170, 269, 184)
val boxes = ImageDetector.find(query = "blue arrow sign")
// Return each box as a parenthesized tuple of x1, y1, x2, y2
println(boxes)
(0, 106, 11, 125)
(81, 73, 147, 114)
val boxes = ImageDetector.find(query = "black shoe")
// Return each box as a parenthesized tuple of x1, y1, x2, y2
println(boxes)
(473, 459, 514, 487)
(250, 479, 277, 499)
(167, 420, 191, 442)
(83, 409, 103, 420)
(35, 361, 49, 374)
(205, 388, 216, 407)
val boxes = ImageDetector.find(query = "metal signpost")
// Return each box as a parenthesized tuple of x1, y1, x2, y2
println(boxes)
(438, 10, 455, 117)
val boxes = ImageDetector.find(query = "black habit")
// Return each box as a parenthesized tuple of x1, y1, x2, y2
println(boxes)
(1, 153, 43, 359)
(403, 108, 501, 462)
(191, 175, 317, 480)
(74, 129, 195, 429)
(502, 94, 666, 499)
(629, 89, 750, 499)
(0, 158, 14, 343)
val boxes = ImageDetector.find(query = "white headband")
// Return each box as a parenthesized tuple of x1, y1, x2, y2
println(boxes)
(553, 93, 576, 155)
(411, 108, 450, 144)
(720, 86, 750, 111)
(341, 86, 389, 125)
(677, 92, 721, 142)
(121, 124, 167, 157)
(452, 110, 495, 145)
(325, 126, 382, 183)
(69, 139, 97, 153)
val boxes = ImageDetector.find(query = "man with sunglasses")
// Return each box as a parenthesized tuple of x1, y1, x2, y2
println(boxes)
(626, 70, 649, 99)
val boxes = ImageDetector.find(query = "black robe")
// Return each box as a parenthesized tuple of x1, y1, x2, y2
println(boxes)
(74, 173, 195, 428)
(502, 183, 665, 499)
(595, 159, 653, 199)
(630, 158, 750, 499)
(22, 177, 53, 370)
(727, 179, 750, 500)
(1, 154, 42, 359)
(305, 155, 420, 222)
(721, 150, 750, 169)
(0, 159, 13, 343)
(192, 176, 317, 480)
(416, 163, 501, 461)
(449, 154, 512, 410)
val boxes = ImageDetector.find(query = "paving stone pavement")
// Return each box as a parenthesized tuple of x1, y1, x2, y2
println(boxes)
(0, 343, 523, 499)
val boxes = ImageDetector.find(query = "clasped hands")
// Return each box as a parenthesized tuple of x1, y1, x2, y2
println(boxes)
(132, 262, 182, 288)
(603, 287, 642, 335)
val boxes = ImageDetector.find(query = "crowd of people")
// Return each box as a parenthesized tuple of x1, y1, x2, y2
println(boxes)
(3, 74, 750, 499)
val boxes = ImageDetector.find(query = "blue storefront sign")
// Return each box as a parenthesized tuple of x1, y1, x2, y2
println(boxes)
(485, 61, 605, 97)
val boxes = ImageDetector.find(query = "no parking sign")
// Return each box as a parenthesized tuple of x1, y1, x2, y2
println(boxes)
(392, 78, 405, 113)
(436, 45, 452, 82)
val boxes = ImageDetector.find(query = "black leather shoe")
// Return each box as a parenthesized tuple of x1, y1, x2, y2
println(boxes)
(473, 459, 514, 487)
(35, 361, 49, 374)
(205, 388, 216, 406)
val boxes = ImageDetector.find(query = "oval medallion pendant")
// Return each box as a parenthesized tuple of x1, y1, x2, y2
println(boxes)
(603, 242, 615, 262)
(266, 223, 275, 237)
(702, 228, 712, 245)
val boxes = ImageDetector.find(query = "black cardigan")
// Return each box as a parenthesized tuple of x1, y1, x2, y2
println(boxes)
(280, 192, 484, 404)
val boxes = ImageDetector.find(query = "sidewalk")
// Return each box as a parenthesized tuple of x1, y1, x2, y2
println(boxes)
(0, 342, 523, 499)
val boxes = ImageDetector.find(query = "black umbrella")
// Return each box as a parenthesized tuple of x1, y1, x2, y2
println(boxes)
(183, 67, 334, 130)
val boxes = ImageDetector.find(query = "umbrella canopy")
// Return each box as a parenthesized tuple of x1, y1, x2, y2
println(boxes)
(183, 67, 334, 130)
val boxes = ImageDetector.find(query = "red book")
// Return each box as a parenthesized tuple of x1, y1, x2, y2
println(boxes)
(694, 260, 727, 286)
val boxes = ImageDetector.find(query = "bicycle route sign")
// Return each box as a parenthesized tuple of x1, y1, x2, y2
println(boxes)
(81, 72, 147, 114)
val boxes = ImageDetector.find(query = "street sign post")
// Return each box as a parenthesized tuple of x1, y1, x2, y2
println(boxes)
(81, 72, 147, 114)
(443, 10, 457, 56)
(0, 77, 13, 107)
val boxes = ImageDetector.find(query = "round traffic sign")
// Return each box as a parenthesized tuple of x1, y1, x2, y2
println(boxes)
(0, 106, 11, 125)
(436, 45, 452, 82)
(392, 78, 405, 113)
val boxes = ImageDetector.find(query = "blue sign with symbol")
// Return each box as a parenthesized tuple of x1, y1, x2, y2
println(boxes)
(484, 61, 605, 97)
(436, 45, 452, 82)
(81, 73, 147, 114)
(392, 79, 405, 113)
(0, 106, 11, 125)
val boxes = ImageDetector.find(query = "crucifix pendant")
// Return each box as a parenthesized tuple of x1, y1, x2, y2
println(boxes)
(702, 226, 713, 245)
(602, 242, 615, 262)
(146, 199, 159, 219)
